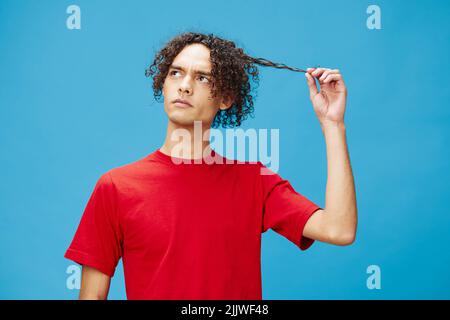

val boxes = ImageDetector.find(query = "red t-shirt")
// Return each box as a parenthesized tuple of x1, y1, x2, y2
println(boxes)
(64, 149, 322, 300)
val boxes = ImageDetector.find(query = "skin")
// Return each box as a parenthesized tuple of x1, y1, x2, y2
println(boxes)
(79, 266, 111, 299)
(159, 43, 233, 159)
(301, 68, 357, 246)
(79, 45, 357, 299)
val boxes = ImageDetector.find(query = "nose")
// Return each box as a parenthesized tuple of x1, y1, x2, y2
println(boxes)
(178, 76, 192, 95)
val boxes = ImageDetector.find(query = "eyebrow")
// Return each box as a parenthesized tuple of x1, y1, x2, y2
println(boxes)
(169, 64, 212, 77)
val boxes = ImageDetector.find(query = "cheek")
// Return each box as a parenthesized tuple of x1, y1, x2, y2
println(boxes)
(204, 87, 219, 103)
(162, 77, 173, 93)
(162, 80, 168, 95)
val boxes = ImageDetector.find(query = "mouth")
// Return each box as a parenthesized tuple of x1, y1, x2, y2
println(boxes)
(172, 98, 193, 108)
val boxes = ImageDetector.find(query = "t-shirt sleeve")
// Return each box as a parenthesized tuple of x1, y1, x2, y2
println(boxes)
(64, 172, 123, 277)
(259, 162, 323, 251)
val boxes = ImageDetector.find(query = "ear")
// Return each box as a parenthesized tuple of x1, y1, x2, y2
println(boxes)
(218, 95, 234, 111)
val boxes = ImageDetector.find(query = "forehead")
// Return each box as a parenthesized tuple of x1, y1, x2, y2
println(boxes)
(171, 43, 211, 70)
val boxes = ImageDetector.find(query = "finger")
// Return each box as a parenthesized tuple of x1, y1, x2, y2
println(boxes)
(311, 67, 329, 78)
(323, 73, 342, 84)
(305, 72, 318, 97)
(319, 69, 340, 81)
(323, 73, 342, 83)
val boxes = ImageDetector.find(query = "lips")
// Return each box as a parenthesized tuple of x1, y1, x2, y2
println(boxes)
(173, 98, 193, 107)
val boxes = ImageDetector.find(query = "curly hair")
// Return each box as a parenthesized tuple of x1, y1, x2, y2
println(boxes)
(145, 32, 309, 128)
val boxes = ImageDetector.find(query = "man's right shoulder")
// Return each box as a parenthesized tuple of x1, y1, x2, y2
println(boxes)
(100, 152, 160, 184)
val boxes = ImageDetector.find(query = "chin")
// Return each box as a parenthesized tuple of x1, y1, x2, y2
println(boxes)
(167, 112, 197, 127)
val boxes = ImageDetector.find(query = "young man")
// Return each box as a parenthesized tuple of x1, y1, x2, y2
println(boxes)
(64, 32, 357, 300)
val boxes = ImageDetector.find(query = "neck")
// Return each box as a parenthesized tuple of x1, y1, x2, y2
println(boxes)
(159, 120, 213, 159)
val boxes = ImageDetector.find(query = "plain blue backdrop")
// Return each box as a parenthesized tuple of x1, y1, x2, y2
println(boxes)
(0, 0, 449, 299)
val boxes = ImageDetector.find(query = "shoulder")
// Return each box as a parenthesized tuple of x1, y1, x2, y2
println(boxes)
(99, 153, 156, 186)
(219, 158, 280, 176)
(220, 159, 283, 189)
(218, 157, 263, 175)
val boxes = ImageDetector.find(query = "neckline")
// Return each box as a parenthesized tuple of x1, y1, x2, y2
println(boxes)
(151, 148, 224, 167)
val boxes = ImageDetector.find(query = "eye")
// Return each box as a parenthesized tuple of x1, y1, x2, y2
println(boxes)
(198, 75, 210, 83)
(169, 70, 181, 77)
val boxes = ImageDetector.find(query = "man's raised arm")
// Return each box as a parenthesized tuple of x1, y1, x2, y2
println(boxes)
(302, 67, 358, 246)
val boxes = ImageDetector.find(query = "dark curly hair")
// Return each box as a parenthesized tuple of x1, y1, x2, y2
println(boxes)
(145, 32, 309, 128)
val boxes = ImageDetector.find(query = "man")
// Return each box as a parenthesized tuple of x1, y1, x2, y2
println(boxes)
(64, 32, 357, 300)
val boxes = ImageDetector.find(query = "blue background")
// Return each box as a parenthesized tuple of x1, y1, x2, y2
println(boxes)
(0, 0, 449, 299)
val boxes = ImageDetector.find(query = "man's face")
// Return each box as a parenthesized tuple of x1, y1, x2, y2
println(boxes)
(162, 43, 230, 127)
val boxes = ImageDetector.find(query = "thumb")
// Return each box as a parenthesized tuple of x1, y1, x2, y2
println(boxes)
(305, 73, 318, 98)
